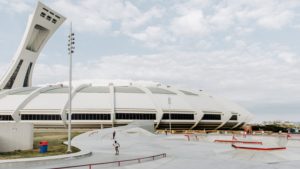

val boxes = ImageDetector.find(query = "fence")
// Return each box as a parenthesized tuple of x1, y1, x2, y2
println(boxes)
(52, 153, 167, 169)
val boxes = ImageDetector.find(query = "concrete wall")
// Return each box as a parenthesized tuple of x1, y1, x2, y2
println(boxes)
(128, 120, 155, 133)
(0, 122, 33, 152)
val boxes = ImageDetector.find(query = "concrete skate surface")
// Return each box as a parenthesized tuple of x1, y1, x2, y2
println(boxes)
(1, 124, 300, 169)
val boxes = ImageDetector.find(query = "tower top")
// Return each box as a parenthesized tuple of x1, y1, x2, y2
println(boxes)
(0, 2, 66, 90)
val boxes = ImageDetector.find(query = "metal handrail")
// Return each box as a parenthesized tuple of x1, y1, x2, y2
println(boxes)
(52, 153, 167, 169)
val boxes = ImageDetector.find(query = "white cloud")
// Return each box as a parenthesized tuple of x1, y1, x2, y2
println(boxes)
(168, 0, 300, 39)
(277, 52, 298, 64)
(1, 0, 300, 122)
(121, 6, 164, 33)
(0, 0, 32, 14)
(50, 0, 163, 35)
(234, 0, 298, 29)
(127, 26, 176, 48)
(257, 10, 294, 29)
(42, 0, 300, 49)
(171, 10, 210, 36)
(29, 42, 300, 108)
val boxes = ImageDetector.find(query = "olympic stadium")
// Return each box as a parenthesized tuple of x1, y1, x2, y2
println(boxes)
(0, 2, 253, 129)
(0, 83, 253, 129)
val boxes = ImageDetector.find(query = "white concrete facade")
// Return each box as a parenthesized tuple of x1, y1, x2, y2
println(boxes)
(0, 123, 33, 152)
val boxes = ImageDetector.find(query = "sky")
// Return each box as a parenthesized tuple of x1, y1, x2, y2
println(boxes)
(0, 0, 299, 122)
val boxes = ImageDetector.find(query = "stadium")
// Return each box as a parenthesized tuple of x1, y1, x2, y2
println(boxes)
(0, 83, 252, 129)
(0, 2, 253, 129)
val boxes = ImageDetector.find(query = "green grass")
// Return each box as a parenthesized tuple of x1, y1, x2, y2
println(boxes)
(0, 131, 83, 159)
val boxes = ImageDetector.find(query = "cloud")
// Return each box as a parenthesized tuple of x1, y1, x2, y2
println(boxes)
(42, 0, 300, 50)
(170, 10, 210, 36)
(120, 6, 164, 33)
(0, 0, 32, 14)
(169, 0, 299, 38)
(30, 42, 300, 108)
(257, 11, 294, 29)
(1, 0, 300, 122)
(50, 0, 163, 35)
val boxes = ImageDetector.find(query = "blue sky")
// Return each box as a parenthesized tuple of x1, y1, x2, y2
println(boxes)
(0, 0, 300, 122)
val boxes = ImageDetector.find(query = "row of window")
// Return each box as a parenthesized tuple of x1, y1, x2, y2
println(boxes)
(0, 115, 13, 121)
(201, 114, 221, 120)
(21, 114, 111, 121)
(162, 113, 194, 120)
(21, 114, 61, 120)
(41, 7, 60, 24)
(67, 114, 111, 120)
(116, 113, 156, 120)
(42, 7, 61, 19)
(0, 113, 238, 121)
(40, 12, 57, 24)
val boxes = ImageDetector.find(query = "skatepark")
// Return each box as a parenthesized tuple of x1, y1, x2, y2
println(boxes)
(0, 122, 299, 169)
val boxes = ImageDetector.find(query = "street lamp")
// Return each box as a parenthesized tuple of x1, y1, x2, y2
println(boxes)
(168, 97, 172, 134)
(67, 22, 75, 153)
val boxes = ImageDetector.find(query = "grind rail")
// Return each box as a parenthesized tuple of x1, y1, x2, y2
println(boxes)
(51, 153, 167, 169)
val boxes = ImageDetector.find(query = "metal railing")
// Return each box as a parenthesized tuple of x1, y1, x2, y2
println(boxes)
(52, 153, 167, 169)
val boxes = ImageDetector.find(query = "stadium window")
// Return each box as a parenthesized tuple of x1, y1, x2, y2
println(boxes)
(201, 114, 221, 120)
(52, 19, 57, 24)
(71, 113, 111, 120)
(20, 114, 62, 120)
(162, 113, 194, 120)
(230, 115, 238, 121)
(46, 15, 51, 21)
(0, 115, 13, 121)
(115, 113, 156, 120)
(40, 12, 46, 17)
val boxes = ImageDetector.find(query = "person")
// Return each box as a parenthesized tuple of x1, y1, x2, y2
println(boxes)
(113, 130, 116, 140)
(164, 129, 168, 135)
(113, 140, 120, 155)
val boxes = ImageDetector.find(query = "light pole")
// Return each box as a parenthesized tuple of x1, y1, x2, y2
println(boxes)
(67, 22, 75, 153)
(168, 97, 172, 134)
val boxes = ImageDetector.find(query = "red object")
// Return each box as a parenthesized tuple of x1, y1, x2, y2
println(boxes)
(232, 144, 286, 151)
(39, 141, 48, 146)
(214, 140, 262, 144)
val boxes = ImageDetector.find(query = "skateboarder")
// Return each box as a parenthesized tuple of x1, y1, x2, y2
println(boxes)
(113, 130, 116, 140)
(113, 140, 120, 155)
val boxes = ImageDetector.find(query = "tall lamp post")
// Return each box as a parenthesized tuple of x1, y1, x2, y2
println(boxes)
(67, 22, 75, 153)
(168, 97, 172, 134)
